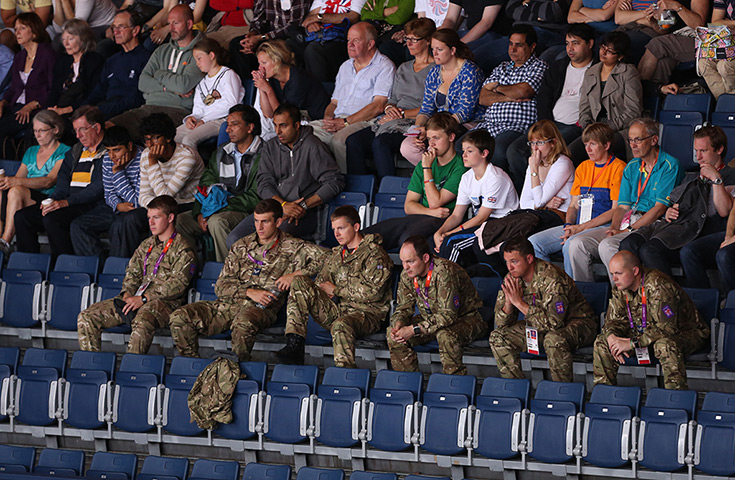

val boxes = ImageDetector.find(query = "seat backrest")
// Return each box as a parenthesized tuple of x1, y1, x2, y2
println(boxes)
(21, 348, 67, 376)
(682, 287, 719, 321)
(217, 121, 229, 146)
(404, 476, 451, 480)
(88, 452, 137, 480)
(200, 262, 224, 280)
(426, 373, 476, 403)
(119, 353, 165, 381)
(36, 448, 84, 476)
(378, 175, 411, 194)
(533, 380, 585, 410)
(471, 277, 503, 310)
(239, 362, 267, 389)
(716, 93, 735, 112)
(168, 357, 213, 377)
(0, 347, 19, 374)
(0, 445, 35, 472)
(575, 282, 610, 319)
(373, 193, 406, 223)
(727, 290, 735, 309)
(241, 463, 290, 480)
(320, 367, 370, 396)
(588, 384, 641, 416)
(7, 252, 51, 279)
(139, 455, 188, 480)
(479, 377, 530, 408)
(103, 257, 130, 275)
(644, 388, 697, 417)
(349, 473, 397, 480)
(0, 159, 20, 176)
(701, 392, 735, 413)
(190, 459, 238, 480)
(295, 466, 345, 480)
(344, 174, 375, 202)
(69, 351, 115, 378)
(719, 309, 735, 370)
(662, 93, 712, 118)
(269, 364, 318, 390)
(53, 254, 99, 280)
(373, 370, 422, 399)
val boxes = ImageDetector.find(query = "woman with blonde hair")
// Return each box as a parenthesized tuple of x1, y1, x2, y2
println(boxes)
(251, 39, 330, 140)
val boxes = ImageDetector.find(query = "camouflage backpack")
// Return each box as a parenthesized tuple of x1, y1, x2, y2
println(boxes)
(187, 357, 245, 429)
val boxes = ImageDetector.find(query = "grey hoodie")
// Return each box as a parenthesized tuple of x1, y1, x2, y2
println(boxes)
(257, 125, 344, 203)
(138, 31, 204, 110)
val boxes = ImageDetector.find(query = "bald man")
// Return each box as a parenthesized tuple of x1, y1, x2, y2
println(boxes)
(109, 4, 204, 140)
(593, 251, 709, 390)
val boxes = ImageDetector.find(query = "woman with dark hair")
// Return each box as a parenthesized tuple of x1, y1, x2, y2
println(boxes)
(0, 12, 55, 157)
(345, 17, 436, 177)
(400, 28, 485, 166)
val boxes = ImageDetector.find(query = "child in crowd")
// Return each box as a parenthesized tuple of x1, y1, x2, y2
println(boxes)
(433, 129, 518, 261)
(175, 37, 244, 149)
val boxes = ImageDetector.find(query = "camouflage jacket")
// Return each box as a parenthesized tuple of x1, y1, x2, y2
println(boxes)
(494, 260, 596, 332)
(602, 268, 710, 347)
(120, 231, 196, 304)
(216, 231, 328, 310)
(392, 256, 483, 336)
(316, 233, 392, 318)
(187, 357, 243, 430)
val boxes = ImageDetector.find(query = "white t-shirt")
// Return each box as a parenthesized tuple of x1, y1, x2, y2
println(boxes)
(415, 0, 450, 27)
(456, 164, 519, 219)
(309, 0, 367, 13)
(188, 66, 245, 123)
(519, 155, 575, 212)
(552, 61, 592, 126)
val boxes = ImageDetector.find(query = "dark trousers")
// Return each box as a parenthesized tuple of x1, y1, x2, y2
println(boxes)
(680, 231, 735, 290)
(362, 214, 444, 252)
(346, 128, 404, 178)
(69, 203, 114, 256)
(228, 36, 259, 83)
(109, 207, 150, 258)
(15, 202, 97, 259)
(288, 36, 347, 83)
(620, 233, 680, 278)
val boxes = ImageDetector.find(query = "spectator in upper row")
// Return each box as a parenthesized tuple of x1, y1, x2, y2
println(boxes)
(309, 21, 394, 173)
(205, 0, 254, 48)
(698, 0, 735, 99)
(567, 0, 619, 34)
(505, 0, 573, 60)
(109, 4, 203, 140)
(50, 0, 116, 43)
(440, 0, 507, 73)
(0, 0, 51, 50)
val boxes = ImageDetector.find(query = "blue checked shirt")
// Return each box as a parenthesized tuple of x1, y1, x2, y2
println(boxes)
(477, 55, 547, 136)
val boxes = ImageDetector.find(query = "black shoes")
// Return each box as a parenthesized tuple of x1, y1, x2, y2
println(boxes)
(275, 333, 305, 365)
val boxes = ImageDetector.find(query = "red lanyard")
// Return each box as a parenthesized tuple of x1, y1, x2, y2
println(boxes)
(341, 246, 355, 262)
(143, 232, 176, 277)
(625, 273, 647, 331)
(585, 155, 614, 195)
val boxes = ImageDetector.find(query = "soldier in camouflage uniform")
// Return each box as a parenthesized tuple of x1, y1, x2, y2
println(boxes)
(276, 206, 392, 367)
(491, 237, 597, 382)
(77, 195, 196, 353)
(593, 251, 709, 390)
(388, 236, 488, 375)
(169, 199, 327, 360)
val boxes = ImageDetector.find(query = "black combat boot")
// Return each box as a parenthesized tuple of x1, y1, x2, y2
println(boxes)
(275, 333, 305, 365)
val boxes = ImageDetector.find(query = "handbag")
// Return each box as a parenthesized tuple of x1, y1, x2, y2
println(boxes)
(305, 19, 350, 43)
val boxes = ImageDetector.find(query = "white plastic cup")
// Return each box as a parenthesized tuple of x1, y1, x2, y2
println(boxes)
(0, 169, 6, 177)
(42, 198, 53, 207)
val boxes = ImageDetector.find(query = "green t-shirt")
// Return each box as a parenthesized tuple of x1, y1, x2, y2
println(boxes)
(407, 154, 467, 210)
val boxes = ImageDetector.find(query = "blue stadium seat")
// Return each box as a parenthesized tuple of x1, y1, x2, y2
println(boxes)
(349, 473, 397, 480)
(322, 192, 370, 247)
(16, 348, 67, 426)
(659, 111, 701, 171)
(137, 455, 189, 480)
(304, 315, 332, 346)
(241, 462, 290, 480)
(712, 111, 735, 154)
(683, 287, 719, 364)
(189, 459, 239, 480)
(716, 93, 735, 112)
(367, 370, 423, 452)
(660, 93, 712, 121)
(575, 282, 609, 320)
(163, 357, 213, 436)
(63, 351, 116, 429)
(718, 309, 735, 371)
(527, 380, 585, 464)
(296, 467, 345, 480)
(471, 277, 503, 311)
(694, 392, 735, 476)
(0, 252, 51, 328)
(218, 121, 229, 146)
(264, 364, 319, 444)
(371, 192, 406, 225)
(215, 361, 267, 440)
(315, 367, 370, 447)
(46, 254, 99, 331)
(473, 377, 530, 460)
(86, 452, 138, 480)
(0, 159, 21, 176)
(112, 354, 166, 433)
(0, 445, 35, 473)
(189, 261, 224, 303)
(345, 174, 376, 202)
(637, 388, 697, 472)
(582, 384, 641, 468)
(419, 373, 476, 455)
(35, 448, 84, 477)
(378, 175, 411, 194)
(727, 290, 735, 308)
(404, 476, 450, 480)
(0, 346, 19, 421)
(0, 346, 19, 373)
(96, 257, 130, 302)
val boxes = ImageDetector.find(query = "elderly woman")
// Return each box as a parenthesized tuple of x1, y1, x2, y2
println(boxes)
(0, 13, 55, 158)
(0, 110, 69, 253)
(345, 17, 435, 177)
(251, 39, 331, 140)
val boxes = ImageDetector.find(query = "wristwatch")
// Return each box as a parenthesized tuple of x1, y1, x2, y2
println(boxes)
(530, 172, 538, 177)
(298, 200, 308, 209)
(413, 325, 421, 336)
(317, 12, 324, 21)
(141, 295, 148, 304)
(713, 177, 723, 185)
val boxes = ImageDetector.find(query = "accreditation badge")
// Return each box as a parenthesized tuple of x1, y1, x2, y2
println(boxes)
(578, 194, 594, 224)
(525, 327, 540, 355)
(635, 347, 651, 365)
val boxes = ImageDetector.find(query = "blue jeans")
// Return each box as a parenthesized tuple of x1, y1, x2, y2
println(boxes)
(529, 224, 610, 278)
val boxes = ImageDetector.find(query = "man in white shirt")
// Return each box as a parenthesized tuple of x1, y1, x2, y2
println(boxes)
(309, 21, 395, 172)
(506, 23, 596, 190)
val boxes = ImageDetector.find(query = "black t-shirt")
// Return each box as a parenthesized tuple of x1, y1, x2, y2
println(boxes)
(450, 0, 507, 30)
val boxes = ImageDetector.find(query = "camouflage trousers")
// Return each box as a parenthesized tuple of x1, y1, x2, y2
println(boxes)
(285, 275, 383, 368)
(77, 297, 177, 353)
(592, 332, 705, 390)
(169, 300, 277, 361)
(387, 313, 487, 375)
(490, 319, 597, 383)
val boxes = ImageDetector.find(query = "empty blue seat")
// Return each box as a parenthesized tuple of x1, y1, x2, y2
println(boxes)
(296, 467, 345, 480)
(137, 455, 189, 480)
(190, 262, 224, 303)
(718, 309, 735, 370)
(63, 351, 116, 429)
(264, 364, 319, 444)
(345, 174, 375, 202)
(163, 357, 213, 436)
(35, 448, 84, 477)
(694, 392, 735, 476)
(215, 361, 267, 440)
(86, 452, 137, 480)
(659, 112, 701, 171)
(96, 257, 130, 303)
(0, 445, 35, 473)
(0, 252, 51, 328)
(420, 373, 476, 455)
(367, 370, 423, 452)
(371, 192, 406, 225)
(0, 347, 19, 423)
(113, 354, 165, 433)
(16, 348, 67, 426)
(241, 462, 290, 480)
(189, 459, 238, 480)
(661, 93, 712, 120)
(582, 384, 640, 468)
(637, 388, 697, 472)
(378, 175, 411, 194)
(0, 346, 19, 373)
(349, 473, 397, 480)
(315, 367, 370, 447)
(46, 254, 99, 331)
(527, 380, 585, 464)
(473, 377, 530, 460)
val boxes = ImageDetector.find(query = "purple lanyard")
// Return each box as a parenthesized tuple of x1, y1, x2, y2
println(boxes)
(247, 236, 280, 266)
(143, 232, 176, 277)
(625, 273, 647, 331)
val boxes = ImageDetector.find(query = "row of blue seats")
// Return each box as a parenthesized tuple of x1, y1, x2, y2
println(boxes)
(2, 348, 735, 477)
